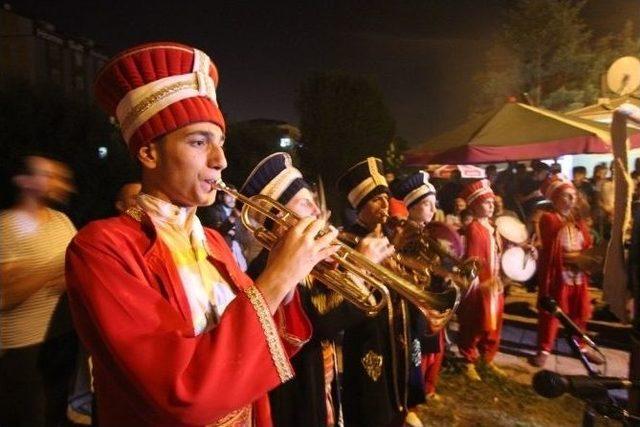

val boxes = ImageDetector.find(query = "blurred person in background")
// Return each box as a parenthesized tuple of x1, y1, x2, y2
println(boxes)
(485, 165, 498, 189)
(0, 154, 77, 427)
(438, 169, 464, 215)
(115, 181, 142, 214)
(444, 197, 466, 230)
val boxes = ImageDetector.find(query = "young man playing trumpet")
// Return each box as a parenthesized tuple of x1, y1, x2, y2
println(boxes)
(241, 152, 393, 427)
(65, 42, 338, 427)
(390, 171, 445, 401)
(337, 158, 425, 427)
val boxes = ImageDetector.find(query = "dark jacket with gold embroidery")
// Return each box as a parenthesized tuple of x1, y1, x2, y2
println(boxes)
(248, 249, 364, 427)
(339, 223, 424, 427)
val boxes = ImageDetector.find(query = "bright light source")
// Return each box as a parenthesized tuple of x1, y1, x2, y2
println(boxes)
(98, 146, 108, 159)
(279, 137, 292, 148)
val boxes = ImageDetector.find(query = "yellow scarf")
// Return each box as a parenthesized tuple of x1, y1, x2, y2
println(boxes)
(137, 194, 236, 334)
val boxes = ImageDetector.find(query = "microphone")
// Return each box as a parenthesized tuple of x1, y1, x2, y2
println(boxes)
(532, 370, 634, 399)
(539, 296, 596, 348)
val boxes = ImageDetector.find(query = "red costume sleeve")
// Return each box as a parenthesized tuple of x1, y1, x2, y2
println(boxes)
(66, 222, 310, 426)
(464, 221, 490, 282)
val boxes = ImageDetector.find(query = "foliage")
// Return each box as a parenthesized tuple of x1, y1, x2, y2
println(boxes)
(475, 0, 640, 113)
(296, 71, 395, 209)
(385, 136, 408, 173)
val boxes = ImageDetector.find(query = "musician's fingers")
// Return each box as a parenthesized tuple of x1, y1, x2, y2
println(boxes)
(315, 226, 339, 249)
(291, 216, 315, 236)
(303, 218, 327, 240)
(316, 244, 340, 261)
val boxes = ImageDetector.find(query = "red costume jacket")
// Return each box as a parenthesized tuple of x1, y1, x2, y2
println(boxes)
(458, 220, 503, 331)
(65, 212, 311, 427)
(537, 212, 592, 301)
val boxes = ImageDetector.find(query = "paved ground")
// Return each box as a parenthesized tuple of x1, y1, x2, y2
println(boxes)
(481, 283, 631, 398)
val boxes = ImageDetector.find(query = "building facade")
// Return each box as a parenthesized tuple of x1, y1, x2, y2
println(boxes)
(0, 4, 109, 102)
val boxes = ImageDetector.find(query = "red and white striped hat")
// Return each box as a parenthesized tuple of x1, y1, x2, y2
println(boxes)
(540, 173, 574, 200)
(94, 42, 225, 155)
(459, 179, 494, 209)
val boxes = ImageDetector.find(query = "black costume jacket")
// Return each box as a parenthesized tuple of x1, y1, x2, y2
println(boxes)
(248, 250, 364, 427)
(339, 222, 426, 427)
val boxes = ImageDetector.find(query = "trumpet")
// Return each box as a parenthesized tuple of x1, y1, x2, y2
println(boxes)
(213, 180, 460, 328)
(388, 218, 480, 293)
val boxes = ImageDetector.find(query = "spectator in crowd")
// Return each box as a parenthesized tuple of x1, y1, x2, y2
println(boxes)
(518, 162, 550, 220)
(494, 162, 517, 196)
(439, 169, 464, 214)
(592, 163, 608, 189)
(0, 154, 77, 427)
(445, 197, 466, 230)
(493, 194, 519, 219)
(531, 160, 551, 183)
(460, 208, 474, 228)
(571, 166, 593, 219)
(592, 163, 614, 239)
(115, 181, 142, 213)
(485, 165, 498, 189)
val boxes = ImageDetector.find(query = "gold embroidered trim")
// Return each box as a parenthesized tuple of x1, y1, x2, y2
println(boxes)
(120, 79, 196, 133)
(208, 405, 251, 427)
(361, 350, 383, 382)
(125, 206, 144, 222)
(245, 286, 293, 382)
(310, 291, 345, 315)
(276, 306, 307, 348)
(302, 277, 345, 316)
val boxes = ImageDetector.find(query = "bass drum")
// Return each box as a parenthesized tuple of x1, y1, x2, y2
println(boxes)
(424, 221, 465, 260)
(501, 246, 538, 282)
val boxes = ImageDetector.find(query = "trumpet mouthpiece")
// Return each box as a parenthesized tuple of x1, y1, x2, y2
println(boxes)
(209, 179, 225, 190)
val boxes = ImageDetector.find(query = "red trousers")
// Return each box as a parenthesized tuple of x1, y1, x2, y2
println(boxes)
(420, 332, 445, 394)
(457, 291, 504, 364)
(537, 283, 591, 352)
(458, 322, 503, 364)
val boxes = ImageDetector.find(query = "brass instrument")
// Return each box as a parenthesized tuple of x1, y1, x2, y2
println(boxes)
(213, 180, 460, 328)
(388, 218, 480, 293)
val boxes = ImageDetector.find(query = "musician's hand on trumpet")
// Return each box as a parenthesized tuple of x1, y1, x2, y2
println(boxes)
(357, 225, 396, 264)
(255, 216, 339, 314)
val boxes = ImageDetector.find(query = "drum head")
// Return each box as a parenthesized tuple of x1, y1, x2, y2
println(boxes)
(495, 215, 528, 244)
(425, 221, 464, 259)
(501, 246, 537, 282)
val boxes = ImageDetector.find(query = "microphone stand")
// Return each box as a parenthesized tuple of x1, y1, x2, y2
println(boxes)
(562, 330, 628, 426)
(565, 334, 602, 426)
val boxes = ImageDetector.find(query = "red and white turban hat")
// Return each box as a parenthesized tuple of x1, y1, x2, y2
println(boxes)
(540, 173, 574, 201)
(459, 179, 495, 209)
(94, 42, 225, 155)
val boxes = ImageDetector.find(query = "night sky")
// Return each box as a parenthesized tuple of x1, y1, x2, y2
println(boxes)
(11, 0, 640, 144)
